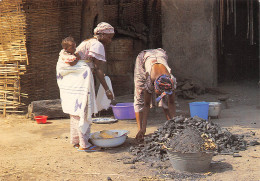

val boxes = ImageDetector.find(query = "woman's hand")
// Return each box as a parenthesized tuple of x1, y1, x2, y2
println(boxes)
(135, 129, 146, 142)
(75, 53, 80, 60)
(105, 90, 114, 100)
(93, 58, 112, 99)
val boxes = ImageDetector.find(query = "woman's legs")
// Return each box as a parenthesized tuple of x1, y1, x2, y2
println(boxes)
(135, 111, 143, 131)
(70, 115, 92, 149)
(70, 115, 79, 145)
(78, 124, 92, 149)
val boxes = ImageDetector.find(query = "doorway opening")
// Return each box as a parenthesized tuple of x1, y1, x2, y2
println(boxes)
(217, 0, 259, 83)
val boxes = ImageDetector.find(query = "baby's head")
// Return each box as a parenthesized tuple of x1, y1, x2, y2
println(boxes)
(61, 36, 76, 54)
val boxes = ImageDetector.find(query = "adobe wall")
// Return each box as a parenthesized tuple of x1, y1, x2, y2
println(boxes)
(80, 0, 104, 40)
(161, 0, 218, 86)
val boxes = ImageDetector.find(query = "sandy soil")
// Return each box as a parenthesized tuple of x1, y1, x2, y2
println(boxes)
(0, 81, 259, 181)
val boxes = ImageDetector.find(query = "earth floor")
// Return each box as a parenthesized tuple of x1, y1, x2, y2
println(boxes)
(0, 81, 259, 181)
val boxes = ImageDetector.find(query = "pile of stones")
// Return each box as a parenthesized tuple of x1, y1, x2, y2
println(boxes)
(129, 116, 256, 162)
(176, 78, 205, 99)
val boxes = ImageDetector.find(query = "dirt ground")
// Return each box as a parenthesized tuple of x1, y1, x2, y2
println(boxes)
(0, 81, 259, 181)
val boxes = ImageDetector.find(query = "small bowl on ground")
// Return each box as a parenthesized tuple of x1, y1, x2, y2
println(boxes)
(92, 117, 118, 124)
(34, 115, 48, 124)
(90, 130, 129, 148)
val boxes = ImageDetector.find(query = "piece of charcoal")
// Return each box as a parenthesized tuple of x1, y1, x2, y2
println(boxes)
(174, 116, 185, 123)
(249, 140, 260, 146)
(220, 152, 233, 155)
(195, 122, 201, 126)
(130, 165, 136, 169)
(123, 159, 136, 164)
(233, 153, 242, 157)
(251, 131, 256, 136)
(137, 155, 145, 160)
(149, 162, 154, 167)
(129, 146, 135, 152)
(147, 147, 156, 152)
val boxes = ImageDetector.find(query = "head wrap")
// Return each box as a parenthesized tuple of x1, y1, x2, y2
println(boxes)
(154, 74, 175, 102)
(94, 22, 114, 34)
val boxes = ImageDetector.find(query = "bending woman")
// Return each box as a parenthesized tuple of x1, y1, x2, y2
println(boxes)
(134, 48, 177, 141)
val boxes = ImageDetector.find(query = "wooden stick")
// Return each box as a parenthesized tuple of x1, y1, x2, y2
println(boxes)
(234, 0, 236, 35)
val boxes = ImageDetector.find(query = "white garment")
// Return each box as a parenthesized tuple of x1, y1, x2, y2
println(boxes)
(96, 76, 114, 111)
(76, 38, 106, 67)
(58, 49, 77, 64)
(56, 60, 98, 134)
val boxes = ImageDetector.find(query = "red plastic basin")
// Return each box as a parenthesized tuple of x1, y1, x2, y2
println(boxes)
(34, 115, 48, 124)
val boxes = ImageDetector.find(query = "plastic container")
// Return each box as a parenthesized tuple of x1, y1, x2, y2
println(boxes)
(34, 115, 48, 124)
(111, 103, 136, 120)
(167, 150, 213, 172)
(90, 130, 129, 148)
(208, 102, 221, 118)
(189, 102, 209, 120)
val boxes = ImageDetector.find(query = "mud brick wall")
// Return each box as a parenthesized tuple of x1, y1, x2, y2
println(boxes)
(106, 37, 135, 96)
(103, 0, 161, 96)
(161, 0, 217, 86)
(81, 0, 161, 96)
(20, 0, 83, 105)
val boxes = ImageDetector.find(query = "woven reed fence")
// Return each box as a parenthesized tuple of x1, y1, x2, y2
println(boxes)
(0, 0, 28, 116)
(0, 0, 82, 116)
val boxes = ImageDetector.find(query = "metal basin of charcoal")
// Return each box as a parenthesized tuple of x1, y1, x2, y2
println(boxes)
(167, 150, 214, 172)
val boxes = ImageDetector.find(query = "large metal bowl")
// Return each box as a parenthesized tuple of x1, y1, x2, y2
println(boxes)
(167, 150, 214, 172)
(90, 130, 129, 148)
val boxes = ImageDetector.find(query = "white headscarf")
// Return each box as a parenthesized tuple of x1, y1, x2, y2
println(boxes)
(94, 22, 114, 34)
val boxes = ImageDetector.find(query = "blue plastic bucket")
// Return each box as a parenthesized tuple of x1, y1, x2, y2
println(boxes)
(189, 102, 209, 120)
(111, 103, 136, 120)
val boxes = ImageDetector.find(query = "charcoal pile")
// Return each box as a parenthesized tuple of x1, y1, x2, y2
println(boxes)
(166, 127, 205, 153)
(129, 116, 250, 162)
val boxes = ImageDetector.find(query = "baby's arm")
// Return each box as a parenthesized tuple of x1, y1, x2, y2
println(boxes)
(67, 53, 79, 66)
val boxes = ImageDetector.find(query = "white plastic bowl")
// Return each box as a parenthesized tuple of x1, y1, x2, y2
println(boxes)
(90, 130, 129, 148)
